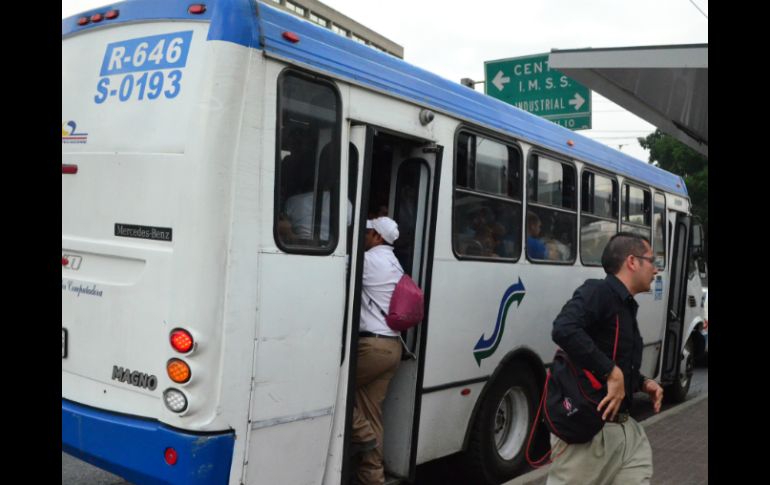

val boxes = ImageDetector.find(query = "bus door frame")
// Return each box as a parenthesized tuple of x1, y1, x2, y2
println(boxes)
(342, 123, 442, 482)
(661, 213, 692, 385)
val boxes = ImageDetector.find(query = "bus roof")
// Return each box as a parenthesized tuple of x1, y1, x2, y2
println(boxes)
(63, 0, 687, 197)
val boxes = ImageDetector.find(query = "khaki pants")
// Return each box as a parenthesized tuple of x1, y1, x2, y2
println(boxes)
(352, 337, 402, 485)
(546, 418, 653, 485)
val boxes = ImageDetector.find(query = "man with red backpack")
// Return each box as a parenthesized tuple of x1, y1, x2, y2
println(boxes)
(547, 233, 664, 484)
(351, 216, 403, 485)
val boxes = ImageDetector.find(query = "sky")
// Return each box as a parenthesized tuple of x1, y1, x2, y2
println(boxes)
(62, 0, 708, 162)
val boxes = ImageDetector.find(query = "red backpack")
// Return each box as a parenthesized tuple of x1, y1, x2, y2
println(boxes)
(385, 274, 424, 331)
(366, 274, 424, 332)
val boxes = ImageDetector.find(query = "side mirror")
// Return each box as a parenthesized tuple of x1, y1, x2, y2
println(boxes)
(691, 223, 704, 259)
(698, 260, 708, 283)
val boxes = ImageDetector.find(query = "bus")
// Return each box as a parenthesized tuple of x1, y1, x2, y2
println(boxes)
(62, 1, 707, 484)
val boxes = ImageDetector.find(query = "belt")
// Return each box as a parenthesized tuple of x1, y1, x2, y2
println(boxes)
(359, 331, 399, 340)
(609, 412, 630, 424)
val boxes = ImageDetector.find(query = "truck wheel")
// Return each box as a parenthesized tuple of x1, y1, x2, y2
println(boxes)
(465, 363, 538, 484)
(664, 337, 694, 403)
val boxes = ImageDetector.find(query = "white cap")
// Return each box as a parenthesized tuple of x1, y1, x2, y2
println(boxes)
(366, 217, 399, 244)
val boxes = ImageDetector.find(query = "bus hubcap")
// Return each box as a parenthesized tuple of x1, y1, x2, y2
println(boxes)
(680, 341, 694, 387)
(494, 387, 529, 460)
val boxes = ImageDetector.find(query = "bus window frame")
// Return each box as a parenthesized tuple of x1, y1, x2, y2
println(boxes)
(621, 181, 652, 239)
(579, 167, 619, 267)
(273, 68, 343, 256)
(451, 125, 524, 264)
(653, 191, 667, 270)
(525, 150, 578, 266)
(393, 157, 432, 278)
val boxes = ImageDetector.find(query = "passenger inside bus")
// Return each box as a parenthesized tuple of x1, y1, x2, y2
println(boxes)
(453, 203, 523, 259)
(526, 211, 553, 260)
(288, 143, 330, 235)
(549, 217, 575, 260)
(280, 143, 354, 244)
(526, 210, 575, 261)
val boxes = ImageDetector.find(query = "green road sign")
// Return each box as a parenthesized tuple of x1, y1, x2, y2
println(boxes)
(484, 53, 591, 131)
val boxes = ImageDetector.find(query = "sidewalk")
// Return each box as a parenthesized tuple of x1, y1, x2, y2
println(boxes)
(506, 394, 708, 485)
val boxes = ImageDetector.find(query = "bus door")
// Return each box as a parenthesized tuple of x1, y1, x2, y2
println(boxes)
(661, 213, 691, 387)
(344, 124, 441, 481)
(383, 142, 441, 480)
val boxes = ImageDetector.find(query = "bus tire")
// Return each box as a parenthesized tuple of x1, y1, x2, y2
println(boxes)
(465, 363, 538, 484)
(663, 337, 694, 403)
(693, 330, 708, 367)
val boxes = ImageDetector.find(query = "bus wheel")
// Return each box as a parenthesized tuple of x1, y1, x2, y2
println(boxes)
(664, 337, 694, 403)
(466, 363, 537, 484)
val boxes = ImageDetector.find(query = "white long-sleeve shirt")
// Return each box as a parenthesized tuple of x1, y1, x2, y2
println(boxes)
(285, 191, 353, 240)
(360, 244, 403, 337)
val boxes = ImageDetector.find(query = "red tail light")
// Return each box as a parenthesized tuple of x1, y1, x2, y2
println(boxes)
(91, 13, 103, 22)
(282, 31, 300, 43)
(77, 17, 89, 26)
(105, 10, 120, 19)
(170, 329, 194, 353)
(62, 164, 78, 174)
(164, 447, 178, 465)
(188, 4, 206, 14)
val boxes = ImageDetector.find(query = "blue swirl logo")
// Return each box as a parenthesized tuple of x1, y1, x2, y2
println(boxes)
(473, 278, 526, 366)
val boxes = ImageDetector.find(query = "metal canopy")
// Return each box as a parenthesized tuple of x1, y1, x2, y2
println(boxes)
(549, 44, 708, 157)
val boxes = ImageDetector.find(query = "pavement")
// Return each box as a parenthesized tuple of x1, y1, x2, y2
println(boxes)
(505, 393, 708, 485)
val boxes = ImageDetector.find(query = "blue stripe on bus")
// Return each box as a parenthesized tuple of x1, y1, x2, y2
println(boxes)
(253, 3, 687, 196)
(62, 0, 688, 196)
(62, 399, 235, 485)
(208, 0, 262, 48)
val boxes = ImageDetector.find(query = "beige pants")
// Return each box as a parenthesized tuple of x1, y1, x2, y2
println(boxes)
(351, 336, 402, 485)
(546, 418, 653, 485)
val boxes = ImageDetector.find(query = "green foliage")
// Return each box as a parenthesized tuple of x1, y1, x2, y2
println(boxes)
(639, 130, 708, 261)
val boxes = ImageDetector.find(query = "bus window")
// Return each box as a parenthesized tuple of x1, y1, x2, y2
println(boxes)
(526, 155, 577, 263)
(453, 131, 522, 260)
(275, 71, 341, 252)
(653, 193, 666, 269)
(622, 184, 652, 241)
(393, 161, 422, 274)
(580, 171, 618, 266)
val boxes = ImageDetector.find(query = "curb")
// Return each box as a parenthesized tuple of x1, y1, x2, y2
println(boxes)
(502, 393, 709, 485)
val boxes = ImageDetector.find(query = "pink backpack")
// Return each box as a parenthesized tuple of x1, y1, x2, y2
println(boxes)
(367, 274, 425, 332)
(385, 274, 424, 331)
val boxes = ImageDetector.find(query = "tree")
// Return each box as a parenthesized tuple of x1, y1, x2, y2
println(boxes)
(639, 130, 708, 262)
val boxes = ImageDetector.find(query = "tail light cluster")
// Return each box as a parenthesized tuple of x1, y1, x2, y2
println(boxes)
(77, 4, 206, 28)
(163, 328, 195, 414)
(77, 9, 119, 26)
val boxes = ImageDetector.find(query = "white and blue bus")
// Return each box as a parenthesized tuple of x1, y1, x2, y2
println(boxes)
(62, 1, 707, 483)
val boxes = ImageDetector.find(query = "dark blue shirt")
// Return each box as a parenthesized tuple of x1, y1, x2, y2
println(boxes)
(527, 236, 547, 259)
(552, 274, 646, 412)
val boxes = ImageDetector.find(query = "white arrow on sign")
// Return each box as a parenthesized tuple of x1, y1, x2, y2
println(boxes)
(492, 70, 510, 91)
(569, 93, 586, 111)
